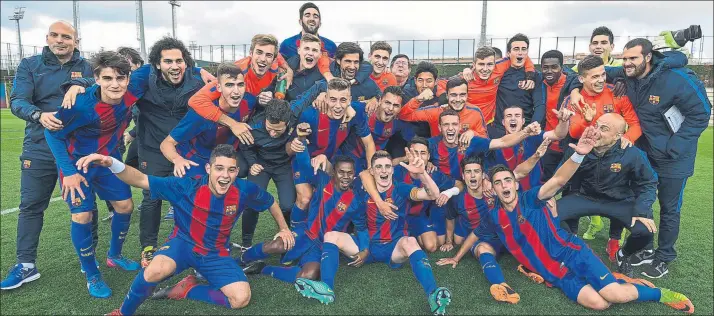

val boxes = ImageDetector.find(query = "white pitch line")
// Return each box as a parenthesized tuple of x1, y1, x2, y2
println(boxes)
(1, 197, 63, 215)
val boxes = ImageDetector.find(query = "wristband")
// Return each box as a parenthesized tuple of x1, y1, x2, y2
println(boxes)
(442, 187, 460, 198)
(570, 152, 585, 164)
(108, 157, 126, 174)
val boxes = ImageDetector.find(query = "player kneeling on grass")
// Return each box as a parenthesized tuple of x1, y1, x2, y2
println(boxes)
(296, 150, 452, 315)
(74, 145, 295, 315)
(436, 154, 521, 304)
(486, 126, 694, 314)
(44, 51, 143, 298)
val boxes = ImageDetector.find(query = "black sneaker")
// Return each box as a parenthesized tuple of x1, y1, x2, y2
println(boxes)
(616, 250, 634, 278)
(641, 259, 669, 279)
(243, 261, 266, 275)
(629, 249, 654, 266)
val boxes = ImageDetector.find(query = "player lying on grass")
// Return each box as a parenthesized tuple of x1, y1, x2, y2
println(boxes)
(296, 150, 452, 315)
(74, 145, 295, 315)
(485, 126, 694, 313)
(44, 51, 142, 298)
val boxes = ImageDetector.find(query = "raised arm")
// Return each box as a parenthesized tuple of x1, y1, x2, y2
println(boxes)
(514, 138, 551, 180)
(76, 154, 150, 190)
(537, 126, 599, 200)
(489, 122, 541, 149)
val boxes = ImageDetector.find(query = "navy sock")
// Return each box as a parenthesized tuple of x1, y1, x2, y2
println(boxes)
(409, 250, 437, 296)
(240, 243, 269, 264)
(120, 269, 158, 315)
(634, 284, 662, 302)
(261, 265, 300, 283)
(108, 212, 131, 258)
(290, 205, 307, 227)
(320, 242, 339, 289)
(478, 253, 505, 285)
(186, 285, 232, 308)
(71, 220, 100, 278)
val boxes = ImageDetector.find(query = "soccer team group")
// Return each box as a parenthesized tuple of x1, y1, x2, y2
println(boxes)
(3, 2, 711, 315)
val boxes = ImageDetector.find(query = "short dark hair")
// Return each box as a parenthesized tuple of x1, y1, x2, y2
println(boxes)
(414, 61, 437, 79)
(333, 155, 355, 171)
(590, 26, 614, 44)
(209, 144, 238, 165)
(299, 2, 320, 18)
(390, 54, 410, 67)
(492, 47, 503, 59)
(335, 42, 363, 63)
(439, 108, 460, 124)
(370, 150, 392, 166)
(541, 50, 563, 66)
(408, 136, 429, 153)
(577, 54, 605, 75)
(370, 41, 392, 55)
(624, 38, 653, 60)
(382, 85, 404, 103)
(507, 33, 530, 52)
(445, 77, 468, 94)
(91, 51, 131, 77)
(216, 62, 243, 80)
(503, 104, 524, 115)
(327, 78, 351, 92)
(460, 154, 483, 172)
(474, 46, 496, 61)
(264, 99, 291, 124)
(148, 36, 195, 68)
(116, 47, 144, 66)
(488, 164, 514, 181)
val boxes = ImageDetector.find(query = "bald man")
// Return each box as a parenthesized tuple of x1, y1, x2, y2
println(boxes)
(551, 113, 658, 278)
(3, 21, 97, 290)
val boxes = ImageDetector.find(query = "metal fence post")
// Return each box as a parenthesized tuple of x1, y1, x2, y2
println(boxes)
(457, 39, 460, 64)
(220, 45, 224, 62)
(244, 44, 247, 58)
(398, 40, 401, 55)
(412, 40, 415, 61)
(232, 45, 235, 61)
(555, 36, 559, 51)
(210, 45, 213, 62)
(442, 39, 445, 64)
(427, 40, 430, 61)
(537, 37, 542, 61)
(572, 36, 576, 62)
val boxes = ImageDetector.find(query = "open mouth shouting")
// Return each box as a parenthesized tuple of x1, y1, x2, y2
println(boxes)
(343, 67, 356, 79)
(501, 189, 512, 200)
(304, 56, 316, 67)
(445, 131, 457, 143)
(331, 107, 345, 119)
(216, 178, 232, 192)
(168, 69, 182, 82)
(228, 94, 243, 107)
(255, 61, 268, 74)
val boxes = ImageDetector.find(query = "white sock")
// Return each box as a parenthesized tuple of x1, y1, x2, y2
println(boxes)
(20, 263, 35, 269)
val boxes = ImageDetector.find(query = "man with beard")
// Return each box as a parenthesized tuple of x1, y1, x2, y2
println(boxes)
(297, 150, 453, 316)
(288, 78, 376, 228)
(399, 78, 488, 142)
(486, 127, 694, 314)
(279, 2, 337, 59)
(338, 86, 414, 173)
(2, 21, 97, 290)
(437, 155, 521, 304)
(285, 33, 324, 101)
(441, 46, 536, 125)
(367, 41, 398, 91)
(316, 42, 381, 102)
(61, 36, 208, 269)
(573, 27, 622, 72)
(390, 54, 412, 88)
(490, 34, 545, 139)
(571, 39, 711, 278)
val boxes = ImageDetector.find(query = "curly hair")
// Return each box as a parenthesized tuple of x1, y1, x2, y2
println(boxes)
(148, 36, 195, 68)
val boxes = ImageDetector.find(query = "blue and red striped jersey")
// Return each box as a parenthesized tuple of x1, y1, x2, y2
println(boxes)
(299, 101, 371, 159)
(365, 181, 417, 243)
(393, 165, 454, 217)
(427, 135, 491, 180)
(488, 186, 585, 283)
(340, 103, 416, 159)
(446, 190, 497, 237)
(149, 175, 274, 257)
(45, 85, 139, 177)
(170, 94, 257, 162)
(486, 134, 544, 191)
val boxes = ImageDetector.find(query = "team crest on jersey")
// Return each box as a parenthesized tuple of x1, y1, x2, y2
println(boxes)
(358, 96, 366, 101)
(610, 163, 622, 173)
(385, 197, 394, 205)
(22, 160, 31, 169)
(225, 205, 237, 216)
(241, 115, 250, 123)
(382, 79, 389, 85)
(141, 161, 147, 169)
(461, 124, 469, 132)
(603, 104, 614, 113)
(648, 95, 660, 105)
(486, 197, 495, 208)
(494, 78, 500, 85)
(383, 127, 392, 136)
(72, 197, 82, 207)
(71, 72, 83, 79)
(339, 122, 348, 131)
(518, 214, 526, 224)
(294, 171, 301, 179)
(336, 201, 347, 213)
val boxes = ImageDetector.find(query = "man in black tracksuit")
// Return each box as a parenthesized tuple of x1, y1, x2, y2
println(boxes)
(64, 37, 207, 267)
(555, 113, 657, 278)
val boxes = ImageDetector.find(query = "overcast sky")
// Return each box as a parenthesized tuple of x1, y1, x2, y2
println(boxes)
(1, 1, 712, 62)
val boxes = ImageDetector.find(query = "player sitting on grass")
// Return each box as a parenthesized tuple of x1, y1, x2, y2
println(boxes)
(76, 145, 295, 315)
(486, 126, 694, 313)
(295, 150, 452, 315)
(44, 51, 142, 298)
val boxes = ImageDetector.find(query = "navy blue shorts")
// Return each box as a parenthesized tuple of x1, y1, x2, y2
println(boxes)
(429, 206, 446, 236)
(155, 237, 247, 289)
(454, 219, 473, 239)
(365, 238, 403, 269)
(469, 233, 505, 256)
(555, 246, 617, 302)
(407, 214, 434, 237)
(281, 230, 321, 267)
(59, 166, 132, 214)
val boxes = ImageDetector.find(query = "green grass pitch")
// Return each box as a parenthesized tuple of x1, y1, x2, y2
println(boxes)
(1, 109, 712, 315)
